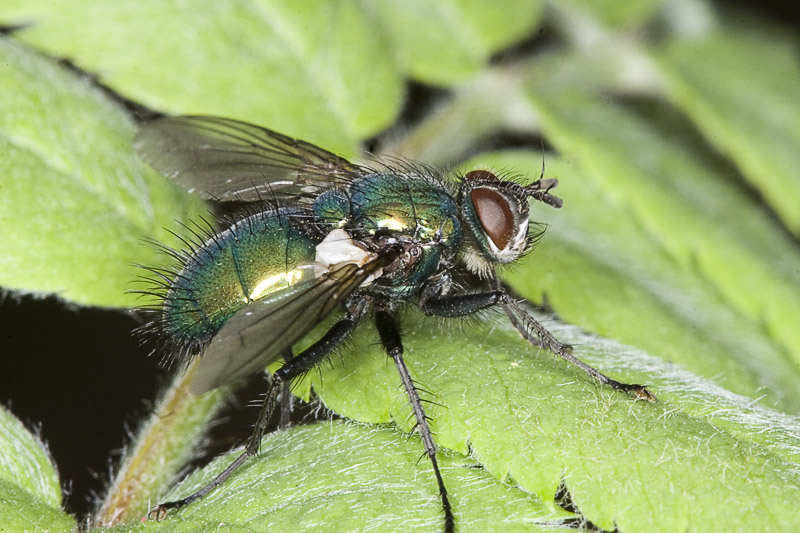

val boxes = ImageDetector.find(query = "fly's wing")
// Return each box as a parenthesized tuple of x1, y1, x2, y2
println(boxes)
(134, 115, 362, 202)
(188, 259, 382, 395)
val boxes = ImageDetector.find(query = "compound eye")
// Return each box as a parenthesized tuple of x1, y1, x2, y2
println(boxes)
(470, 187, 514, 250)
(465, 169, 498, 181)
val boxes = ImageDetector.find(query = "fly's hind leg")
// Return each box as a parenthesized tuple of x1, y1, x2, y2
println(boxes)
(279, 348, 295, 429)
(148, 316, 360, 520)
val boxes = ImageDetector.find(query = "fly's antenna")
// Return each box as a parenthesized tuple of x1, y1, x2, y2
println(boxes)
(524, 146, 562, 208)
(524, 178, 562, 208)
(539, 140, 546, 181)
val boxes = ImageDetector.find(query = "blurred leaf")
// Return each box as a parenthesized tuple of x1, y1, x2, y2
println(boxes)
(656, 22, 800, 234)
(0, 0, 400, 155)
(1, 0, 545, 155)
(0, 37, 205, 308)
(0, 405, 75, 531)
(565, 0, 661, 28)
(367, 0, 543, 84)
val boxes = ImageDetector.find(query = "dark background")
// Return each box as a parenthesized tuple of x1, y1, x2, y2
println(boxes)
(1, 0, 799, 522)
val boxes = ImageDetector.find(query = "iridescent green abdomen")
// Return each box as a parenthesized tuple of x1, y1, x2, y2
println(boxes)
(162, 209, 319, 349)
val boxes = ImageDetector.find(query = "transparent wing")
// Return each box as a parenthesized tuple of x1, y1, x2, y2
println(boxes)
(134, 115, 362, 202)
(189, 258, 384, 395)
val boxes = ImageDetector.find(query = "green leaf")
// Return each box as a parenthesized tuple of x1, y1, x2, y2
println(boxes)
(656, 20, 800, 234)
(0, 37, 205, 307)
(111, 312, 800, 532)
(305, 312, 800, 532)
(109, 421, 568, 532)
(0, 405, 75, 531)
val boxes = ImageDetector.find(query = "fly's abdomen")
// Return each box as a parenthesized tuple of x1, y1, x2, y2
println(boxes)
(160, 210, 319, 351)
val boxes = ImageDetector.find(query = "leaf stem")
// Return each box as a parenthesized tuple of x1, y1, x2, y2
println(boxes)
(94, 360, 225, 526)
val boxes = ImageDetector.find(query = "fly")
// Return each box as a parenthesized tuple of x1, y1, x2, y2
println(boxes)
(134, 115, 656, 532)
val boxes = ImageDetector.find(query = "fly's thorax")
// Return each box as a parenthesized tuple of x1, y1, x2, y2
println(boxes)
(312, 172, 462, 294)
(312, 187, 351, 229)
(458, 170, 531, 278)
(161, 209, 319, 347)
(313, 172, 461, 248)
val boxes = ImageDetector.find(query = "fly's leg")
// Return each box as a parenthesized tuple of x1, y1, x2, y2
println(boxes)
(374, 310, 454, 533)
(279, 348, 295, 429)
(489, 278, 542, 348)
(148, 316, 359, 520)
(502, 297, 655, 401)
(420, 289, 655, 402)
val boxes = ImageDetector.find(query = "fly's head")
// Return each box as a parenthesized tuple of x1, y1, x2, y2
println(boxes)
(458, 170, 562, 278)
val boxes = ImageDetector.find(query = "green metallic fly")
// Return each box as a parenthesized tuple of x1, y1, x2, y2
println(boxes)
(135, 115, 655, 532)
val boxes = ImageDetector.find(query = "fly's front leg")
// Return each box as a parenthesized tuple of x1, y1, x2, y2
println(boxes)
(374, 310, 454, 533)
(420, 287, 655, 402)
(489, 277, 542, 348)
(148, 315, 360, 520)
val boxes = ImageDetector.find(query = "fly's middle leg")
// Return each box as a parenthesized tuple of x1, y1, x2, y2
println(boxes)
(374, 310, 455, 533)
